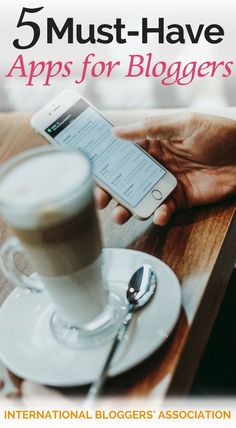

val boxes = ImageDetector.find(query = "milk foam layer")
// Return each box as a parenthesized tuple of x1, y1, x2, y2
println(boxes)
(0, 149, 92, 228)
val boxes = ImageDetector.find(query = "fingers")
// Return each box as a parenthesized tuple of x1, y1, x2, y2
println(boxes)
(94, 184, 131, 225)
(95, 187, 179, 226)
(94, 187, 111, 209)
(112, 205, 131, 224)
(22, 381, 71, 405)
(94, 186, 131, 224)
(112, 114, 186, 142)
(153, 197, 178, 226)
(95, 186, 178, 226)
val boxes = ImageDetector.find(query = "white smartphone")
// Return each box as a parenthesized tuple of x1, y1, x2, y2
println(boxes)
(31, 90, 177, 220)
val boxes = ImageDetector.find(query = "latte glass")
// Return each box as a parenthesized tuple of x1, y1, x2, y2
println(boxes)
(0, 146, 123, 348)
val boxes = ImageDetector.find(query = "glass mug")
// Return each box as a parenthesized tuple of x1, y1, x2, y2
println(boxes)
(0, 146, 122, 347)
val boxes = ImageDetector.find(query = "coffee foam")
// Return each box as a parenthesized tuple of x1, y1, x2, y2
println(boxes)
(0, 150, 92, 228)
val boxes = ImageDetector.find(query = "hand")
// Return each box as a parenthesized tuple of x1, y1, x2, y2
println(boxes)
(95, 113, 236, 226)
(0, 379, 75, 407)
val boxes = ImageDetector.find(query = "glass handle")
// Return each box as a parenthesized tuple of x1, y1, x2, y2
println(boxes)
(0, 236, 44, 292)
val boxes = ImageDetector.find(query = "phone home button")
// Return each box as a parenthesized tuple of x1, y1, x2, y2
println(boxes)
(152, 190, 163, 200)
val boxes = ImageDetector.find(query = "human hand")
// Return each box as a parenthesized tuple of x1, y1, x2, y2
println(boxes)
(0, 379, 75, 412)
(95, 113, 236, 225)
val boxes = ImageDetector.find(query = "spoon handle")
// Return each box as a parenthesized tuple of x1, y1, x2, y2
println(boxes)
(86, 305, 134, 403)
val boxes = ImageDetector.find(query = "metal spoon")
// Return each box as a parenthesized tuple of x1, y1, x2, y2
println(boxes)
(87, 264, 157, 402)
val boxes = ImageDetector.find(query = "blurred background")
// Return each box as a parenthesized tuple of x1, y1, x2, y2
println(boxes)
(0, 0, 236, 113)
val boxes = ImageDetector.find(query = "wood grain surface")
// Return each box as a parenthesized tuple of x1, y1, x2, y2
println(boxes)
(0, 110, 235, 397)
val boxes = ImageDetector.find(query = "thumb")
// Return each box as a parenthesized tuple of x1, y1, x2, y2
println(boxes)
(112, 115, 186, 142)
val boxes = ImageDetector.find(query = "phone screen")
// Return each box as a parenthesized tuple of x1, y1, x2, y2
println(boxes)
(45, 99, 166, 208)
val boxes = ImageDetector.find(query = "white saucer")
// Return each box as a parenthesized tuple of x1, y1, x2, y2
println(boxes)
(0, 248, 181, 387)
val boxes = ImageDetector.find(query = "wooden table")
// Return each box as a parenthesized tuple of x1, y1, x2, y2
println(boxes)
(0, 109, 236, 398)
